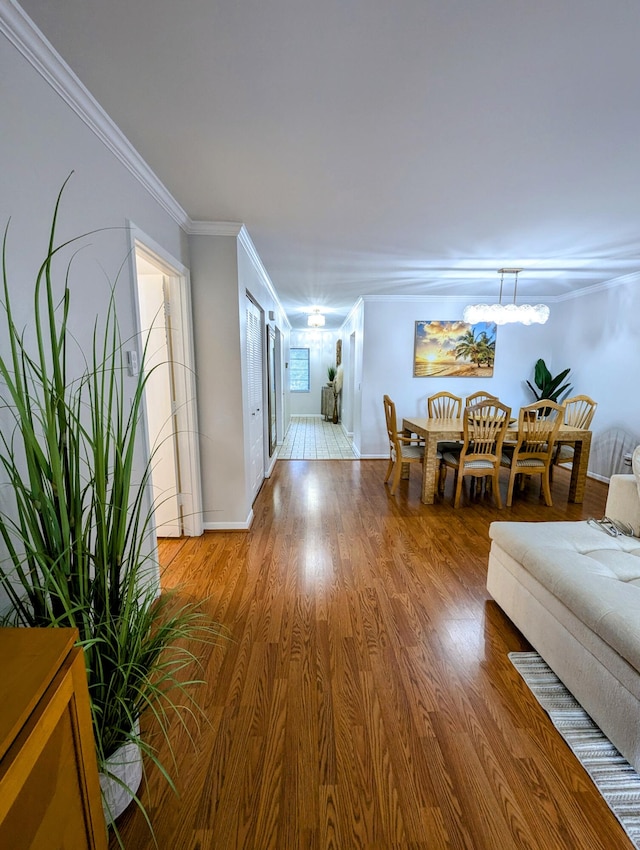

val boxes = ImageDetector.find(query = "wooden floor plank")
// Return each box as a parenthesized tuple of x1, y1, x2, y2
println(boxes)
(111, 461, 634, 850)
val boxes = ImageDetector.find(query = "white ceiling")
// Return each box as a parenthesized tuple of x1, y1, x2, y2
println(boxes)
(18, 0, 640, 328)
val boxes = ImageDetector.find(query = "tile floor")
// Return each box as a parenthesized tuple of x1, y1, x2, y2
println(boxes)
(278, 416, 358, 459)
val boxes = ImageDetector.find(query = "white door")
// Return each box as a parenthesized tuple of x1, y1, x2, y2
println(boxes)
(246, 296, 265, 501)
(136, 268, 181, 537)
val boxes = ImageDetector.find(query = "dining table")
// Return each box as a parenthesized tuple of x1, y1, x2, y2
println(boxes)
(402, 416, 593, 506)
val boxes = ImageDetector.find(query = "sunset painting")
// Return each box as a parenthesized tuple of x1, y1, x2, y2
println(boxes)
(413, 320, 497, 377)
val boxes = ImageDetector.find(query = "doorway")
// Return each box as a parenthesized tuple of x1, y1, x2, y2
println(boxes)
(245, 293, 265, 501)
(131, 230, 203, 538)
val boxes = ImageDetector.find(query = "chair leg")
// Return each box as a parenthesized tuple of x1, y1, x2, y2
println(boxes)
(506, 469, 517, 507)
(453, 469, 464, 508)
(492, 470, 502, 509)
(541, 470, 553, 506)
(384, 456, 394, 484)
(438, 462, 447, 496)
(390, 459, 403, 495)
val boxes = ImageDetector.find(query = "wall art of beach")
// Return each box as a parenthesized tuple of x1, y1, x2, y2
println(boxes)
(413, 320, 496, 378)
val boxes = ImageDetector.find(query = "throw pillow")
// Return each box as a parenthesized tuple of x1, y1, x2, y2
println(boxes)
(633, 445, 640, 500)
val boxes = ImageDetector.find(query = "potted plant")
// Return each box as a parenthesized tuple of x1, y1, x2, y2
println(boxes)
(327, 364, 337, 385)
(0, 181, 222, 844)
(526, 358, 572, 403)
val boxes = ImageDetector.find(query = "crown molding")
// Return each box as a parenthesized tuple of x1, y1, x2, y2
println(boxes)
(238, 226, 291, 328)
(187, 220, 290, 328)
(188, 220, 243, 237)
(1, 0, 190, 229)
(360, 294, 563, 303)
(553, 270, 640, 302)
(343, 297, 364, 326)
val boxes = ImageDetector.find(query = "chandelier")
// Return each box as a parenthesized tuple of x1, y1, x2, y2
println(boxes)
(307, 308, 325, 328)
(463, 269, 550, 326)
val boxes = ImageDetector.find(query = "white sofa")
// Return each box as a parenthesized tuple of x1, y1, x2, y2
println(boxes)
(487, 454, 640, 773)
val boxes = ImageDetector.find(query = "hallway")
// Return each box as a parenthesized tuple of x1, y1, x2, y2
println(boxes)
(278, 416, 357, 459)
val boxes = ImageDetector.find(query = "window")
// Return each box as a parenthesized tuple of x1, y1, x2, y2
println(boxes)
(289, 347, 310, 392)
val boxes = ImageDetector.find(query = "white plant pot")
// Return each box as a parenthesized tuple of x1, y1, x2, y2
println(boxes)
(99, 725, 143, 824)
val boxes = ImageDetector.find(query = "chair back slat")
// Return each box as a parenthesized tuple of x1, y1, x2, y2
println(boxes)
(465, 391, 498, 407)
(383, 394, 399, 450)
(382, 394, 424, 495)
(563, 395, 597, 430)
(428, 391, 462, 419)
(515, 400, 563, 460)
(462, 400, 512, 460)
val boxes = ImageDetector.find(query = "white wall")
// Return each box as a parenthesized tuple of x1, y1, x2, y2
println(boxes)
(189, 234, 247, 527)
(189, 230, 290, 529)
(355, 297, 555, 457)
(552, 281, 640, 478)
(0, 21, 191, 609)
(236, 234, 290, 477)
(289, 329, 339, 415)
(339, 301, 364, 444)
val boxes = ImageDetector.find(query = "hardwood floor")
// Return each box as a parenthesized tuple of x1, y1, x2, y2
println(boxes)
(110, 461, 632, 850)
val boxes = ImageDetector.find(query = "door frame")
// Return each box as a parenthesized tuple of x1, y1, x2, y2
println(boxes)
(127, 223, 203, 537)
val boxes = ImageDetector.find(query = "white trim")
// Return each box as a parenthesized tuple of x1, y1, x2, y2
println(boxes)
(553, 271, 640, 303)
(588, 472, 610, 484)
(128, 222, 204, 536)
(130, 228, 189, 277)
(343, 297, 363, 329)
(361, 293, 563, 304)
(1, 0, 190, 230)
(188, 221, 243, 237)
(238, 226, 292, 329)
(264, 453, 278, 478)
(203, 509, 254, 532)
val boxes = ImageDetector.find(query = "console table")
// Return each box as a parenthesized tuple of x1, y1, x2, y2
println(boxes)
(321, 385, 334, 420)
(0, 628, 107, 849)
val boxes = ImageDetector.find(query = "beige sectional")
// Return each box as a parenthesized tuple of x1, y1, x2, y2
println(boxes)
(487, 459, 640, 772)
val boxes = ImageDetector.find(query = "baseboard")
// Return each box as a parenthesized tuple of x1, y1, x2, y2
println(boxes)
(203, 508, 254, 531)
(264, 454, 277, 477)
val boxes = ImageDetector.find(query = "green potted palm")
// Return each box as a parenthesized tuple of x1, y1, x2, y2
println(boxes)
(0, 181, 222, 844)
(526, 358, 572, 403)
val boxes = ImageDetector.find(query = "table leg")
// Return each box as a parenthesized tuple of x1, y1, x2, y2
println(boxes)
(421, 433, 440, 505)
(568, 433, 592, 503)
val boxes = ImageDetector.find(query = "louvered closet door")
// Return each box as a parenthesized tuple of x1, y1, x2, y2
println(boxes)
(246, 296, 265, 501)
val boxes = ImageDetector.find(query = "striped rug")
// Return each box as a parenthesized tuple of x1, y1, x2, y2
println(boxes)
(509, 651, 640, 848)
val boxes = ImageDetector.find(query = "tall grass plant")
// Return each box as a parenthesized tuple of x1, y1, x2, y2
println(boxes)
(0, 179, 221, 843)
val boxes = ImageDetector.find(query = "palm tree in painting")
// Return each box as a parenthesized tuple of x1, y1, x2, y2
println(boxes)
(476, 332, 496, 367)
(455, 329, 481, 365)
(455, 328, 496, 368)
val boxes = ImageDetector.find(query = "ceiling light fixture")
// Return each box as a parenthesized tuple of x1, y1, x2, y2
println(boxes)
(463, 269, 550, 326)
(307, 308, 325, 328)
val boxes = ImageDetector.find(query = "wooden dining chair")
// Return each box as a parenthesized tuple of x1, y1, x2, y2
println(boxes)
(427, 392, 463, 494)
(465, 391, 498, 406)
(427, 391, 462, 419)
(383, 395, 426, 495)
(553, 395, 597, 472)
(501, 400, 563, 507)
(442, 400, 511, 508)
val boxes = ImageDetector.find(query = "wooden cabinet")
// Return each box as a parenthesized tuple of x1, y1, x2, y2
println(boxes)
(322, 386, 341, 422)
(321, 385, 333, 420)
(0, 628, 107, 850)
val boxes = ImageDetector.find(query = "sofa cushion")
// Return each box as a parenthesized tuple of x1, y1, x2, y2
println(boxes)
(489, 520, 640, 671)
(489, 520, 640, 564)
